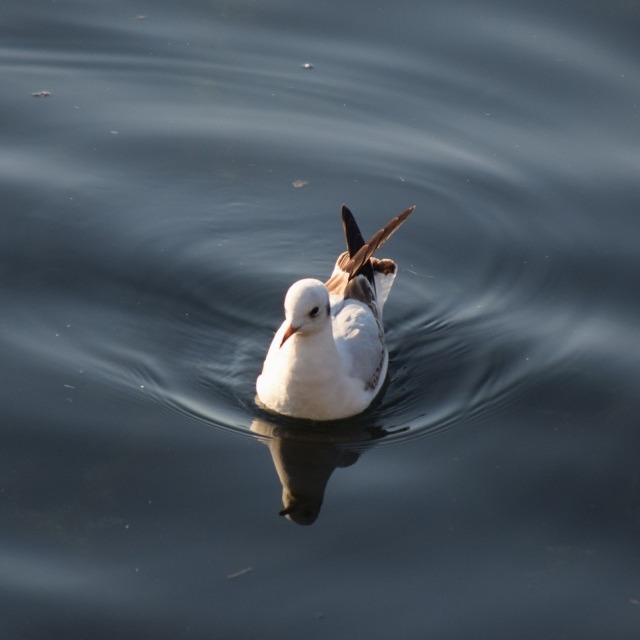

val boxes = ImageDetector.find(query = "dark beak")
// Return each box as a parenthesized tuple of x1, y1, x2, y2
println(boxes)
(280, 322, 297, 347)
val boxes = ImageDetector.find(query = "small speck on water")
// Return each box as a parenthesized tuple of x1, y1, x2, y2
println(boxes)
(302, 62, 314, 69)
(292, 179, 309, 188)
(32, 90, 52, 98)
(226, 566, 253, 580)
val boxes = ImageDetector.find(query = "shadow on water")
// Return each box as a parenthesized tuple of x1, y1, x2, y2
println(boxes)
(250, 413, 406, 525)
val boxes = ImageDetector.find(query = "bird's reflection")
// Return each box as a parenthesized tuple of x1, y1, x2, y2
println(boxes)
(251, 416, 404, 525)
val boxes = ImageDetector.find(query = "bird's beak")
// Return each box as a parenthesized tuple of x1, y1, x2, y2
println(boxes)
(280, 322, 298, 347)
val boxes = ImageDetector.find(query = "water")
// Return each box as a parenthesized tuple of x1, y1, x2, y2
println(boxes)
(2, 0, 640, 637)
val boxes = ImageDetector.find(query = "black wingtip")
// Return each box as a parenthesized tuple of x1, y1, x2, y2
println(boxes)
(341, 204, 365, 257)
(340, 205, 353, 244)
(340, 204, 374, 285)
(339, 204, 415, 284)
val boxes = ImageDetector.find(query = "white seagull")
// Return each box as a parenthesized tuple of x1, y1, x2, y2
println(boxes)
(256, 204, 415, 421)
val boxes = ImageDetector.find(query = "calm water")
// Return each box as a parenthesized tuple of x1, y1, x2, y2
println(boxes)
(2, 0, 640, 637)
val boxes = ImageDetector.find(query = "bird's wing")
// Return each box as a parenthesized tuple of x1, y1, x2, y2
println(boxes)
(331, 299, 387, 392)
(326, 204, 414, 312)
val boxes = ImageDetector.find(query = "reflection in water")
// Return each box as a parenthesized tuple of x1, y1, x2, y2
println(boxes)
(251, 417, 404, 525)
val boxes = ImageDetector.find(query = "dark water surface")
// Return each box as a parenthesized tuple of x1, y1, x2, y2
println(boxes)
(2, 0, 640, 637)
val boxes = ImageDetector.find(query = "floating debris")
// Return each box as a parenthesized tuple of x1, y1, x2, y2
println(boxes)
(133, 15, 147, 21)
(32, 90, 52, 98)
(302, 62, 314, 70)
(226, 566, 253, 580)
(292, 179, 309, 188)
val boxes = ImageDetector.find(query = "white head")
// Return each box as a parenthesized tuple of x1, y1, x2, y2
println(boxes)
(280, 278, 331, 346)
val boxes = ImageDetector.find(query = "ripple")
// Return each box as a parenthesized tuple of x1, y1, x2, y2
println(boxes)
(2, 0, 638, 455)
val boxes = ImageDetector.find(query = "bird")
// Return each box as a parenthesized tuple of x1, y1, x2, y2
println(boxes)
(256, 204, 415, 421)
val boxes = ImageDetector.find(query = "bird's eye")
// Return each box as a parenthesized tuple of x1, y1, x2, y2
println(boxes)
(309, 306, 320, 318)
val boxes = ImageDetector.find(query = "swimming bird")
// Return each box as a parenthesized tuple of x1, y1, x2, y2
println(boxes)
(256, 204, 415, 421)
